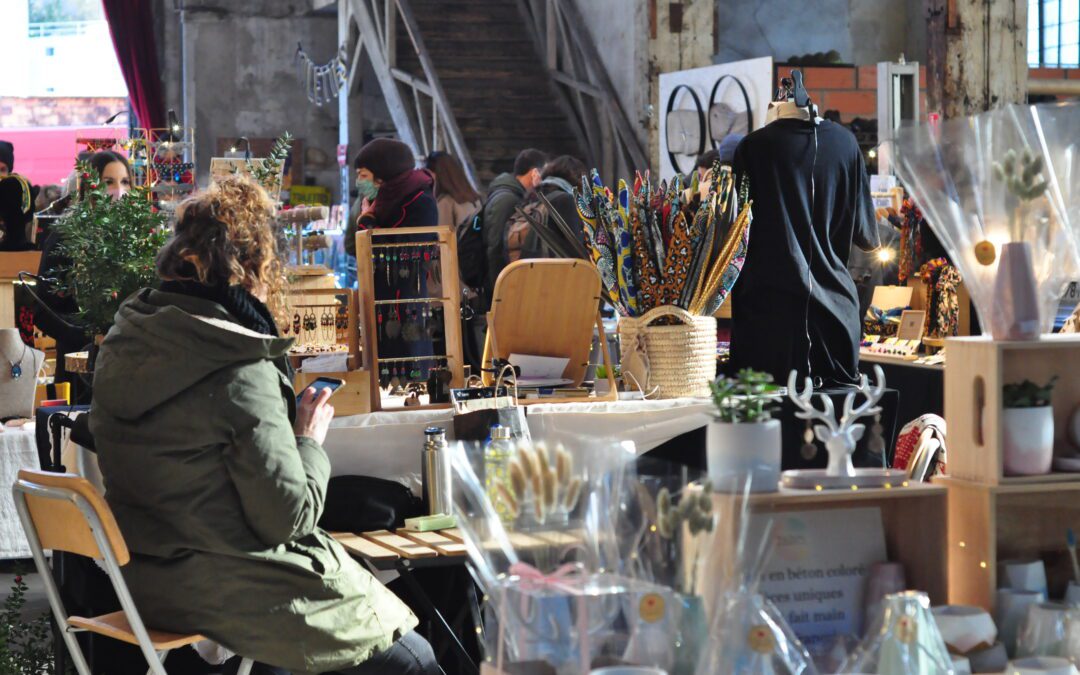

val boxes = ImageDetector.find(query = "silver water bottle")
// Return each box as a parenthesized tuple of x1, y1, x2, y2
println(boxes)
(422, 427, 452, 515)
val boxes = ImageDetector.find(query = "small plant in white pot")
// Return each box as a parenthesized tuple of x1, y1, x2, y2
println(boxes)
(707, 369, 781, 493)
(1002, 376, 1058, 476)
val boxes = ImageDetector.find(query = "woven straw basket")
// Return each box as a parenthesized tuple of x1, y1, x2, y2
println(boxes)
(618, 305, 717, 399)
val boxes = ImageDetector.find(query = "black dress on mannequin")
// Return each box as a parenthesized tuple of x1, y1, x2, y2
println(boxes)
(730, 117, 878, 387)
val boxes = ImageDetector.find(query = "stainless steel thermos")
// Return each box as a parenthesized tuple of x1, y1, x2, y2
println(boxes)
(421, 426, 452, 515)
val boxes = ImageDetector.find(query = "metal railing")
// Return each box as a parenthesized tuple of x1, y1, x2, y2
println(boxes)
(343, 0, 477, 187)
(27, 20, 101, 39)
(517, 0, 648, 181)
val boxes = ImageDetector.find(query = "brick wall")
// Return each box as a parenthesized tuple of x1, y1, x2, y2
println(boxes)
(0, 97, 128, 128)
(774, 64, 928, 123)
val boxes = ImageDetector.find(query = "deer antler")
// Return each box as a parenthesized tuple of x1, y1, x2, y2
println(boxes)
(786, 370, 839, 435)
(839, 365, 886, 428)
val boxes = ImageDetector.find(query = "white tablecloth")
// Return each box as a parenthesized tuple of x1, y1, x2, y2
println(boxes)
(0, 426, 41, 559)
(324, 398, 713, 493)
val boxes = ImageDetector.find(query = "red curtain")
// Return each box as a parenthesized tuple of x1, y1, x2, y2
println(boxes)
(101, 0, 166, 130)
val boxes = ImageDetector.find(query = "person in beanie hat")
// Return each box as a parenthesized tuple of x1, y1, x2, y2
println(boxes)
(343, 138, 437, 256)
(0, 174, 36, 251)
(0, 141, 13, 177)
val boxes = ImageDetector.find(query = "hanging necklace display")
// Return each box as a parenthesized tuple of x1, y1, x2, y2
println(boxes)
(1, 339, 28, 379)
(294, 42, 347, 107)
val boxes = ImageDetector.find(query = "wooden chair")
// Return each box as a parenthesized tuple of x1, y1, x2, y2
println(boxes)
(12, 469, 254, 675)
(482, 259, 617, 402)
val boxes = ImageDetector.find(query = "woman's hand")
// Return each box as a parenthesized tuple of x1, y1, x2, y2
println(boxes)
(360, 197, 375, 218)
(294, 387, 334, 445)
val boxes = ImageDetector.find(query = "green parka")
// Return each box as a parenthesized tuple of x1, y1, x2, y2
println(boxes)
(89, 289, 417, 674)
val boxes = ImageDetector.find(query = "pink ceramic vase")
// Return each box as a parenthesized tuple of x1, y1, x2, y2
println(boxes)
(991, 242, 1041, 341)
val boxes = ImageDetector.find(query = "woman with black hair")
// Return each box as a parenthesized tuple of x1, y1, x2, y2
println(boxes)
(35, 150, 133, 400)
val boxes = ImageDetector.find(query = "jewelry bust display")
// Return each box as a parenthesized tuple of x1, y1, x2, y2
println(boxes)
(0, 328, 44, 419)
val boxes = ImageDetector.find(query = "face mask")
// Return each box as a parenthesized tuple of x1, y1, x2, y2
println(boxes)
(356, 178, 379, 201)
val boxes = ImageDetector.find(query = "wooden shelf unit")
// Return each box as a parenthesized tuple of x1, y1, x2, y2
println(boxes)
(709, 483, 949, 605)
(935, 476, 1080, 611)
(944, 334, 1080, 485)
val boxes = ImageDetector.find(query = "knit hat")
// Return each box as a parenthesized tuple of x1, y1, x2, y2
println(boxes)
(355, 138, 415, 182)
(718, 133, 745, 165)
(0, 141, 13, 173)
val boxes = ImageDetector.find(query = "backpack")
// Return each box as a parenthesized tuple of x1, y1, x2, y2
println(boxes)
(456, 185, 515, 290)
(505, 195, 550, 263)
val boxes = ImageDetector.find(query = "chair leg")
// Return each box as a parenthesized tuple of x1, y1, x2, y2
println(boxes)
(236, 657, 255, 675)
(146, 649, 169, 675)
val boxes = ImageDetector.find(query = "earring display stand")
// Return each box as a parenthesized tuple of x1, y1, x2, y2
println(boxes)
(355, 227, 464, 412)
(286, 286, 369, 416)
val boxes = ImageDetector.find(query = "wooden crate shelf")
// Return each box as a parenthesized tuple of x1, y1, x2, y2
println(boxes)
(709, 483, 948, 605)
(945, 334, 1080, 485)
(935, 476, 1080, 612)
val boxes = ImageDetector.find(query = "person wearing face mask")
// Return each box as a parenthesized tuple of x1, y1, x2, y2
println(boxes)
(35, 150, 133, 402)
(342, 138, 438, 258)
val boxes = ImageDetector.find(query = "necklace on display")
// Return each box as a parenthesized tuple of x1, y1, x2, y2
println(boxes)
(2, 340, 27, 379)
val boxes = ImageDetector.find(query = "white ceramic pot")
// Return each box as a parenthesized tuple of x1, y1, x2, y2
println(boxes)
(1003, 407, 1055, 476)
(933, 605, 998, 654)
(1006, 656, 1079, 675)
(992, 241, 1041, 341)
(707, 418, 781, 493)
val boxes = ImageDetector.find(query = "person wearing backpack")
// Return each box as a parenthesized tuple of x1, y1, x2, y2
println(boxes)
(505, 155, 587, 262)
(480, 148, 547, 297)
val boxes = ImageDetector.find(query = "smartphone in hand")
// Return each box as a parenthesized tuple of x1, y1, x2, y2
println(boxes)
(297, 377, 345, 405)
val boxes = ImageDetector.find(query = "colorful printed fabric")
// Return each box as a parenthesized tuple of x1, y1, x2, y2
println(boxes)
(934, 265, 962, 337)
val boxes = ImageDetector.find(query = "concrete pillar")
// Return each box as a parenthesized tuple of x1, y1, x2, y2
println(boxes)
(648, 0, 714, 172)
(925, 0, 1028, 118)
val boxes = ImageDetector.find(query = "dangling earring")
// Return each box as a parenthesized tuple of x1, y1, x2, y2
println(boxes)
(293, 311, 302, 336)
(868, 412, 886, 458)
(800, 419, 818, 460)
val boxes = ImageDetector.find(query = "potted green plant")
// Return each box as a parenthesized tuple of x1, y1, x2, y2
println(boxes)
(593, 363, 621, 396)
(1002, 376, 1057, 475)
(707, 369, 781, 493)
(51, 161, 169, 342)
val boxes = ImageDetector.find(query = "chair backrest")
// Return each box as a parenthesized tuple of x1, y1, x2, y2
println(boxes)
(13, 468, 129, 565)
(489, 259, 603, 386)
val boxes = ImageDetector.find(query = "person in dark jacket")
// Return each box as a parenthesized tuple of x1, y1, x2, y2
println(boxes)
(343, 138, 437, 256)
(481, 148, 546, 297)
(512, 154, 586, 260)
(91, 175, 436, 675)
(0, 174, 36, 251)
(35, 151, 130, 402)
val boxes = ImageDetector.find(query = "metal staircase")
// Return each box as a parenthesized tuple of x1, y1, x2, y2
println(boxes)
(338, 0, 646, 188)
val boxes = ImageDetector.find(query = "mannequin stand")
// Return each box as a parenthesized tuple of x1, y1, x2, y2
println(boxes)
(0, 328, 44, 419)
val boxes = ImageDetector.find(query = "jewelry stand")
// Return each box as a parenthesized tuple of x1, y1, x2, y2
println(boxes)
(0, 328, 44, 419)
(355, 227, 465, 411)
(782, 365, 906, 489)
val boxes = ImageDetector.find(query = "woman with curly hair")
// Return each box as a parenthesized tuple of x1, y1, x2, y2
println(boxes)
(89, 175, 439, 675)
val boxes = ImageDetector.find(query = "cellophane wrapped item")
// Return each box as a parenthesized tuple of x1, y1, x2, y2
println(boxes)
(837, 591, 953, 674)
(615, 459, 722, 674)
(693, 482, 819, 675)
(451, 438, 662, 674)
(893, 102, 1080, 336)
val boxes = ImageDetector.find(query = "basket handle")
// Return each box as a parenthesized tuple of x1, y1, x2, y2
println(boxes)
(637, 304, 699, 327)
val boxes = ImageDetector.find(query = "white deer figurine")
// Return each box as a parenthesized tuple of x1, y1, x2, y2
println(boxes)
(787, 366, 887, 478)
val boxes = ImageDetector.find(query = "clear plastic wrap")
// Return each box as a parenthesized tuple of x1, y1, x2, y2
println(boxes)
(893, 102, 1080, 336)
(838, 591, 954, 674)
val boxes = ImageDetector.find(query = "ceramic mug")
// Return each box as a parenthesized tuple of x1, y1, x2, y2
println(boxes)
(933, 605, 998, 654)
(1002, 560, 1050, 597)
(1006, 656, 1079, 675)
(1065, 582, 1080, 607)
(1017, 602, 1070, 657)
(998, 589, 1048, 656)
(952, 654, 973, 674)
(967, 641, 1009, 673)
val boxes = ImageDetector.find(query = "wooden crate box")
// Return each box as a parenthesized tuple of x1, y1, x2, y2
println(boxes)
(938, 476, 1080, 611)
(945, 334, 1080, 485)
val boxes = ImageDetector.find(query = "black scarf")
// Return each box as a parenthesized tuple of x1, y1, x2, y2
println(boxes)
(159, 280, 279, 337)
